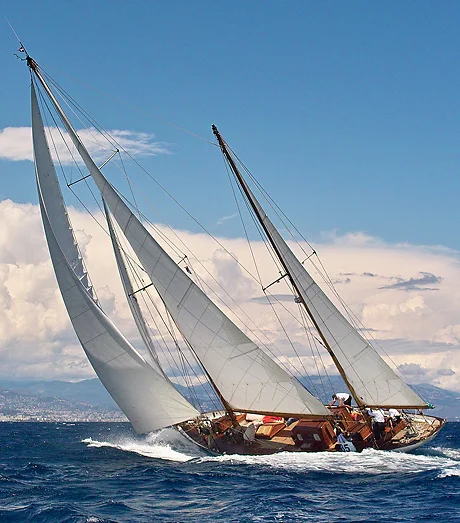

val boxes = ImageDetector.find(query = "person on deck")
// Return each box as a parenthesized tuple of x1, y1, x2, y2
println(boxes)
(330, 392, 352, 407)
(367, 408, 386, 440)
(388, 408, 402, 429)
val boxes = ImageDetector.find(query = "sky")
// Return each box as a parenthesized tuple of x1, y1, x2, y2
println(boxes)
(1, 1, 460, 394)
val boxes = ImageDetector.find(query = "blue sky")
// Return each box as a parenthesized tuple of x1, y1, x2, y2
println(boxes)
(1, 1, 459, 248)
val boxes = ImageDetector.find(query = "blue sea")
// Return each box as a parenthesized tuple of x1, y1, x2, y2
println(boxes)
(0, 421, 459, 522)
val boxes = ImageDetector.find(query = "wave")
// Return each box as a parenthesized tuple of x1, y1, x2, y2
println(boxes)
(196, 447, 460, 476)
(430, 446, 460, 461)
(82, 429, 199, 462)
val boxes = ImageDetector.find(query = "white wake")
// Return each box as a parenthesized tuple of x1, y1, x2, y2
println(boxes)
(82, 431, 460, 477)
(197, 447, 460, 477)
(82, 429, 199, 463)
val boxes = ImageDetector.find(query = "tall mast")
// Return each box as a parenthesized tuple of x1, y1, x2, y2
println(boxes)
(27, 58, 248, 423)
(24, 56, 341, 417)
(212, 125, 363, 407)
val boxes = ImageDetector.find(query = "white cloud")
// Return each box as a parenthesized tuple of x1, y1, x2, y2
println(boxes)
(0, 126, 170, 163)
(1, 199, 460, 394)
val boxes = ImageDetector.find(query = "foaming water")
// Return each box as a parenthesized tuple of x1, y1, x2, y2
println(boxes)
(196, 446, 460, 474)
(81, 426, 460, 477)
(82, 429, 199, 462)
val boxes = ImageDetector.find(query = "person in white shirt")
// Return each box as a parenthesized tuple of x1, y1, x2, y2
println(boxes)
(330, 392, 352, 407)
(367, 409, 386, 440)
(388, 408, 402, 428)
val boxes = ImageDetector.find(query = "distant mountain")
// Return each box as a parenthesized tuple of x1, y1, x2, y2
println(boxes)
(0, 382, 124, 422)
(0, 378, 118, 409)
(0, 376, 458, 421)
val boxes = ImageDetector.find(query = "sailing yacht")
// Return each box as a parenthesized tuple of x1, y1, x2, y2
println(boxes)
(26, 51, 445, 454)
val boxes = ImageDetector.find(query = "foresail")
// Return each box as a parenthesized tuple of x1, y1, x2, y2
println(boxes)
(32, 82, 200, 433)
(97, 191, 328, 417)
(232, 168, 428, 409)
(31, 84, 94, 299)
(31, 68, 330, 418)
(104, 201, 165, 377)
(83, 171, 327, 417)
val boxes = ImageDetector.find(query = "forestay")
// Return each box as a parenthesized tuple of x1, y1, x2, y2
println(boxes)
(232, 168, 428, 409)
(31, 68, 330, 418)
(32, 81, 200, 433)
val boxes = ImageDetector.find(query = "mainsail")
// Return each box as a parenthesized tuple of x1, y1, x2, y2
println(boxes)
(32, 80, 200, 433)
(213, 127, 427, 409)
(29, 60, 330, 418)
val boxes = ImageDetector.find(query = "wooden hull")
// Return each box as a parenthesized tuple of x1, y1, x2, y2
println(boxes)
(177, 409, 446, 455)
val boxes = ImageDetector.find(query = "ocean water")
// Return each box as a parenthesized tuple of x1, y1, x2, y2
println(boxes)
(0, 422, 459, 522)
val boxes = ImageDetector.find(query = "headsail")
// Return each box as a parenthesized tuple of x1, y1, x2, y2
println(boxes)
(213, 126, 427, 409)
(104, 200, 165, 376)
(31, 86, 94, 300)
(32, 80, 200, 433)
(29, 60, 330, 418)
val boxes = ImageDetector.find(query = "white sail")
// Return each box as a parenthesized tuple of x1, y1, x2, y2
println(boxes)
(230, 161, 428, 409)
(32, 82, 200, 433)
(31, 85, 94, 299)
(98, 193, 328, 416)
(31, 68, 330, 418)
(104, 201, 165, 376)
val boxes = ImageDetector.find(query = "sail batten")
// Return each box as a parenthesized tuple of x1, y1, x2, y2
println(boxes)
(30, 67, 329, 418)
(215, 132, 427, 409)
(32, 80, 200, 433)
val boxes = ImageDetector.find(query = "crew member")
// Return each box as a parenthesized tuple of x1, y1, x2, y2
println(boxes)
(330, 392, 352, 407)
(367, 408, 386, 440)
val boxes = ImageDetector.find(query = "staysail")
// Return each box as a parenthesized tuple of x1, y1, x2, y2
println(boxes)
(213, 127, 427, 409)
(104, 201, 165, 376)
(29, 61, 330, 418)
(32, 80, 200, 433)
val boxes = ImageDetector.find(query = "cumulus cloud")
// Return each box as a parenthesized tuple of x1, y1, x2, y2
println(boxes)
(2, 199, 460, 394)
(398, 363, 427, 376)
(0, 126, 170, 163)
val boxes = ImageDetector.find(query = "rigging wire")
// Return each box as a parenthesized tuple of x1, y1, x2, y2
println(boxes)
(227, 146, 431, 405)
(41, 64, 214, 145)
(111, 226, 221, 411)
(34, 71, 218, 409)
(35, 67, 336, 395)
(221, 151, 329, 396)
(34, 62, 426, 407)
(220, 142, 399, 404)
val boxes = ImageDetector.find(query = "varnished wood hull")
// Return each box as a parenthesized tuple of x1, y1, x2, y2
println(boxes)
(177, 409, 446, 455)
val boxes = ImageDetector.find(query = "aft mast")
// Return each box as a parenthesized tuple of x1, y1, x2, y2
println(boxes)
(212, 125, 429, 411)
(211, 125, 363, 407)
